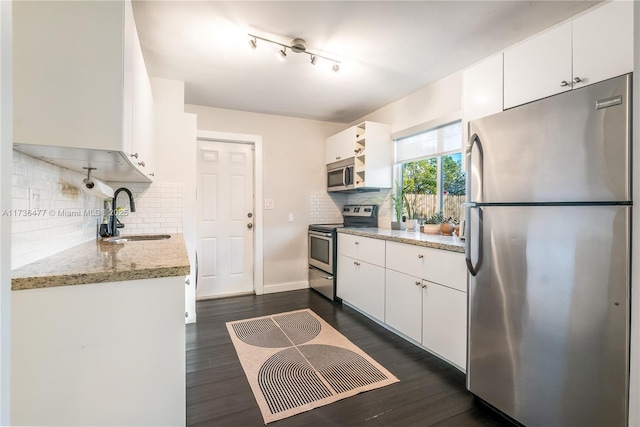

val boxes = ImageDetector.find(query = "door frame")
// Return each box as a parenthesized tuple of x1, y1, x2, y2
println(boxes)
(196, 130, 264, 295)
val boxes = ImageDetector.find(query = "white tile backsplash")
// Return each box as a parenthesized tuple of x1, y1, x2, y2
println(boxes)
(309, 189, 393, 228)
(11, 151, 101, 269)
(106, 181, 183, 235)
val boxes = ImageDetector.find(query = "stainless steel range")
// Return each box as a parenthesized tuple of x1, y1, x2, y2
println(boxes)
(308, 205, 378, 301)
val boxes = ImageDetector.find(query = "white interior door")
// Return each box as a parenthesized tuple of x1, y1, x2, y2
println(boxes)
(196, 140, 254, 298)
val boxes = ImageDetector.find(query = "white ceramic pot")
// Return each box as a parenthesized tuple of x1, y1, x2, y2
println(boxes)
(405, 219, 418, 231)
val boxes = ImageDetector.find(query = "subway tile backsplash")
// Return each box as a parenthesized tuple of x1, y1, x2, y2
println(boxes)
(11, 150, 101, 269)
(106, 181, 183, 235)
(11, 151, 184, 269)
(309, 189, 392, 228)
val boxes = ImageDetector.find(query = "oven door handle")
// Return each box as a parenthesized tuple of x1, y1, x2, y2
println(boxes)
(309, 230, 333, 238)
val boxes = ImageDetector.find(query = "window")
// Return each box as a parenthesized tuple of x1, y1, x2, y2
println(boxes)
(394, 121, 465, 221)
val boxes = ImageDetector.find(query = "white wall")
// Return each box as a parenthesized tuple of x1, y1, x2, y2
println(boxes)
(352, 72, 463, 135)
(184, 105, 343, 294)
(0, 1, 11, 423)
(151, 76, 197, 322)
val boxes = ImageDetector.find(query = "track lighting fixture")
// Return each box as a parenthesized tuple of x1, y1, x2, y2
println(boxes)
(248, 33, 341, 72)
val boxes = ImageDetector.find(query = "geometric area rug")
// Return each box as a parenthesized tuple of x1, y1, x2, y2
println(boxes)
(226, 309, 399, 424)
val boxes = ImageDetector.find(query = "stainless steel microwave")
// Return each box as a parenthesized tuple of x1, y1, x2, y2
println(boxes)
(327, 158, 355, 192)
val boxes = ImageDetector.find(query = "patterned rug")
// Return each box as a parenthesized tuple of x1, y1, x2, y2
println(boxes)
(226, 309, 399, 424)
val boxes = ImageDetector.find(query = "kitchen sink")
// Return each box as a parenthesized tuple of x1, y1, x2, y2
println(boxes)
(101, 234, 171, 243)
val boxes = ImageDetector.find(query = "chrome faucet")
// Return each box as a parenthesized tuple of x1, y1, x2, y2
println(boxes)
(109, 187, 136, 237)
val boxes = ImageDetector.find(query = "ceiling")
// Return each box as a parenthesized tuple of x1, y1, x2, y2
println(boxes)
(132, 1, 600, 124)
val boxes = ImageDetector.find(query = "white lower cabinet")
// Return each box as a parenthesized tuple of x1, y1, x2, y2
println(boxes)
(385, 267, 467, 370)
(422, 280, 467, 369)
(385, 269, 422, 342)
(337, 254, 385, 322)
(337, 233, 468, 371)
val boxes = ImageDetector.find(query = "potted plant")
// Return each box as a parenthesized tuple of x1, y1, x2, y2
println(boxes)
(390, 182, 405, 230)
(423, 211, 444, 234)
(440, 216, 455, 236)
(403, 192, 423, 232)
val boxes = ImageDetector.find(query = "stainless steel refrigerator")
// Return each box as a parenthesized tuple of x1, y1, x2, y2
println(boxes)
(465, 73, 631, 427)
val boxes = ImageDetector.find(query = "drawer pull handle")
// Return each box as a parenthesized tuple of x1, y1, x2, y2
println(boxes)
(421, 283, 427, 288)
(415, 281, 421, 286)
(354, 261, 360, 266)
(355, 241, 359, 245)
(418, 254, 424, 259)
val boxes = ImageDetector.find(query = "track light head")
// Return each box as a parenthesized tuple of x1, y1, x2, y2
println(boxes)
(278, 47, 287, 61)
(332, 62, 340, 73)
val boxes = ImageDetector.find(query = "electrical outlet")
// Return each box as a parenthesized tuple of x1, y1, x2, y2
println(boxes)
(264, 199, 275, 210)
(29, 188, 41, 210)
(288, 213, 294, 222)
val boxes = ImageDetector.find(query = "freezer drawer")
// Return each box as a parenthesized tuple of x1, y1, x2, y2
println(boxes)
(467, 204, 630, 427)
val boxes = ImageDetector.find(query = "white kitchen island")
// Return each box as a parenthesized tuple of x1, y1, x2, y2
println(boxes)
(11, 235, 190, 426)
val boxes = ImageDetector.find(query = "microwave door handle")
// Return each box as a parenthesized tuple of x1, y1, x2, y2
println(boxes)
(342, 168, 347, 186)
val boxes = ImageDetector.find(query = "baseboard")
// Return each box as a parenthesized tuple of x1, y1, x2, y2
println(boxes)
(262, 280, 309, 294)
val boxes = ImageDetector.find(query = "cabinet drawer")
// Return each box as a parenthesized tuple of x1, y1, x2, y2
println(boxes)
(386, 241, 466, 292)
(338, 234, 385, 267)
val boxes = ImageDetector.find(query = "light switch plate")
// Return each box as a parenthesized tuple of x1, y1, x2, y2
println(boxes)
(288, 213, 294, 222)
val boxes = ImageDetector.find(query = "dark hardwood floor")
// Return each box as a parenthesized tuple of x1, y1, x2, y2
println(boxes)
(186, 289, 514, 426)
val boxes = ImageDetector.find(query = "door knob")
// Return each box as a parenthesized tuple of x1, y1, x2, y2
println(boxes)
(247, 212, 253, 218)
(247, 223, 253, 229)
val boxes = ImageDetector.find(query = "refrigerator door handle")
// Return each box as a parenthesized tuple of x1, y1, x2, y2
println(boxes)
(466, 133, 484, 202)
(465, 133, 484, 276)
(464, 205, 483, 276)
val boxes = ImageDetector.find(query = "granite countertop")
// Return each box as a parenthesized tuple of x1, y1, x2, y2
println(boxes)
(338, 227, 465, 253)
(12, 234, 190, 290)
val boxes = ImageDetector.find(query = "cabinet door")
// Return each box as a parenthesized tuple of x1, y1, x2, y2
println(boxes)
(572, 1, 633, 89)
(462, 54, 504, 171)
(337, 255, 385, 321)
(463, 54, 504, 123)
(326, 127, 356, 164)
(504, 22, 572, 109)
(13, 1, 126, 151)
(338, 234, 385, 267)
(385, 269, 422, 342)
(131, 13, 156, 178)
(422, 281, 467, 370)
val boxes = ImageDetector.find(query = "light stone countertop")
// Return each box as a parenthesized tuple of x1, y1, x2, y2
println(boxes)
(12, 234, 190, 290)
(338, 227, 465, 253)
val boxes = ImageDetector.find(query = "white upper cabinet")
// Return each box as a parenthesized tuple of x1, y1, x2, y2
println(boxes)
(572, 0, 634, 89)
(462, 53, 504, 169)
(463, 54, 504, 124)
(13, 0, 155, 181)
(504, 1, 634, 109)
(504, 22, 573, 109)
(326, 121, 393, 190)
(326, 127, 357, 164)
